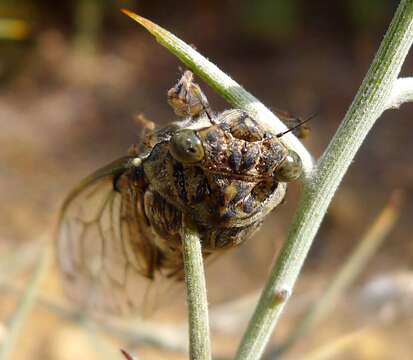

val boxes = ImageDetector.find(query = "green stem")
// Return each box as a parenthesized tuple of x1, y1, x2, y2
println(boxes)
(235, 1, 413, 359)
(181, 218, 211, 360)
(273, 190, 403, 357)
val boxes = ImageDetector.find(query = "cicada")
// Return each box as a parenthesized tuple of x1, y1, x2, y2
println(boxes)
(56, 71, 303, 314)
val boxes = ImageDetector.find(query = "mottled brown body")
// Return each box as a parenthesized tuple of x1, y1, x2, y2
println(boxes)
(125, 109, 288, 253)
(56, 71, 300, 314)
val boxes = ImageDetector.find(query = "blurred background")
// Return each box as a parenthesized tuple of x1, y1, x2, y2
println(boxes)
(1, 0, 413, 359)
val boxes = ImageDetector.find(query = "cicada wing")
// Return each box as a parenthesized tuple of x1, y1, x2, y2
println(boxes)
(56, 157, 169, 316)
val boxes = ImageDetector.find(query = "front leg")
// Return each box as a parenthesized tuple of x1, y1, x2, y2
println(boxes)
(167, 70, 213, 121)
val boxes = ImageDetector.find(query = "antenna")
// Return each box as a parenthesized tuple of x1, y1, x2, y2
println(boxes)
(276, 112, 316, 138)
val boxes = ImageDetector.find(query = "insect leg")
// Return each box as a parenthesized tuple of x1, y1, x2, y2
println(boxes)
(167, 70, 214, 121)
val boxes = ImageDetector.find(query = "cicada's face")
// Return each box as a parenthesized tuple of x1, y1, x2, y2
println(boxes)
(140, 109, 302, 232)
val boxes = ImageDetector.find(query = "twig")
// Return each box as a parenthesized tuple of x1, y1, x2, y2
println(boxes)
(270, 190, 404, 357)
(0, 243, 51, 360)
(235, 2, 413, 358)
(181, 218, 211, 360)
(121, 9, 314, 178)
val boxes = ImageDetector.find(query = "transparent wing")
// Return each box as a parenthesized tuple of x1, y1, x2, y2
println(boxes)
(56, 157, 166, 315)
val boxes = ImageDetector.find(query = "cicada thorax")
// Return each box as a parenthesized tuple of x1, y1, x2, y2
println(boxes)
(197, 109, 288, 180)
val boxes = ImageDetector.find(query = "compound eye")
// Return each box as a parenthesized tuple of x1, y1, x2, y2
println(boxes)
(274, 150, 303, 182)
(169, 129, 205, 163)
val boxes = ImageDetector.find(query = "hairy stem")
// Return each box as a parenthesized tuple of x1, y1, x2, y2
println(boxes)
(181, 219, 211, 360)
(236, 1, 413, 359)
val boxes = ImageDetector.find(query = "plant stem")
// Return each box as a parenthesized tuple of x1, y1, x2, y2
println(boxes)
(272, 190, 403, 357)
(235, 1, 413, 359)
(0, 243, 51, 360)
(181, 218, 211, 360)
